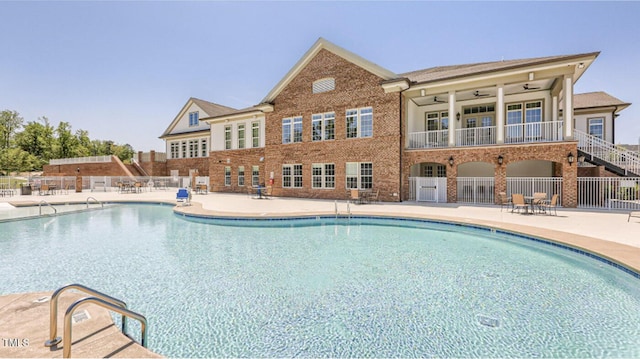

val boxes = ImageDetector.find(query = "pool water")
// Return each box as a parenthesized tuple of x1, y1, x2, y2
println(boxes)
(1, 205, 639, 358)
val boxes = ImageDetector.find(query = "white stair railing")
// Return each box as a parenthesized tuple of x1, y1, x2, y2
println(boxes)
(575, 130, 640, 176)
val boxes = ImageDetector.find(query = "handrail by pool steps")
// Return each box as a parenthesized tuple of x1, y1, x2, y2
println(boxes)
(63, 297, 147, 358)
(38, 200, 57, 216)
(85, 196, 104, 209)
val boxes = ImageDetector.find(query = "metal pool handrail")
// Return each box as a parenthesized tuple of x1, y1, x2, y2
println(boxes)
(85, 196, 104, 209)
(44, 283, 127, 347)
(63, 297, 148, 358)
(38, 200, 57, 216)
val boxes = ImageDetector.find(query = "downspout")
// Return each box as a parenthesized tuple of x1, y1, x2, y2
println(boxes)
(398, 91, 403, 202)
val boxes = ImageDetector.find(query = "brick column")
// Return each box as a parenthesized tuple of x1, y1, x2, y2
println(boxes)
(494, 163, 507, 204)
(447, 164, 457, 203)
(562, 162, 578, 208)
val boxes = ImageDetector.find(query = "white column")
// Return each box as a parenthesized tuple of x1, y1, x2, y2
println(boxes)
(552, 96, 558, 122)
(496, 85, 504, 144)
(563, 75, 574, 140)
(448, 91, 456, 146)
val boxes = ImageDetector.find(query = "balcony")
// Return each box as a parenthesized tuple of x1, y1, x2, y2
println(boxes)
(408, 121, 564, 149)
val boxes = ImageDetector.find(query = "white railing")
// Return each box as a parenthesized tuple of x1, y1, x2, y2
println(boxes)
(578, 177, 640, 210)
(49, 156, 112, 165)
(575, 130, 640, 176)
(456, 177, 495, 204)
(506, 177, 563, 206)
(455, 126, 496, 147)
(409, 177, 447, 202)
(408, 130, 448, 149)
(131, 158, 150, 177)
(504, 120, 564, 144)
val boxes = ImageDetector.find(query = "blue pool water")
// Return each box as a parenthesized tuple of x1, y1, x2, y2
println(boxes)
(1, 205, 639, 358)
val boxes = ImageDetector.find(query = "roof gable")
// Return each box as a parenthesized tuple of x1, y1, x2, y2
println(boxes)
(572, 91, 631, 112)
(261, 38, 398, 104)
(160, 97, 236, 138)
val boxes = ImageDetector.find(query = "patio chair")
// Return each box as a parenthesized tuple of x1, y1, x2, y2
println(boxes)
(176, 188, 191, 205)
(532, 192, 547, 213)
(368, 190, 380, 204)
(539, 194, 559, 216)
(263, 186, 272, 199)
(498, 192, 512, 212)
(511, 194, 529, 214)
(350, 189, 362, 204)
(40, 184, 50, 196)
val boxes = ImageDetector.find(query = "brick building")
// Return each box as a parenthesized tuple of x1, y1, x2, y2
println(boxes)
(159, 38, 633, 207)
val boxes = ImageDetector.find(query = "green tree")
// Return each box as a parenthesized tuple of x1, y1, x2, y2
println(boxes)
(55, 121, 79, 159)
(0, 110, 24, 150)
(0, 147, 40, 174)
(112, 143, 135, 163)
(14, 117, 55, 163)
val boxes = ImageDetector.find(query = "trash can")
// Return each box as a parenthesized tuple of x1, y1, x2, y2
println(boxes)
(21, 184, 32, 195)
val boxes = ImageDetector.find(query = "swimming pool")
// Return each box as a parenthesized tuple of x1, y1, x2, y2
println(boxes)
(1, 204, 639, 357)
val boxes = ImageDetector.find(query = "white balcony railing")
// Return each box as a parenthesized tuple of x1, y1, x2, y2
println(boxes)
(49, 156, 112, 165)
(504, 120, 563, 144)
(409, 130, 448, 148)
(455, 126, 496, 147)
(408, 121, 565, 149)
(576, 129, 640, 176)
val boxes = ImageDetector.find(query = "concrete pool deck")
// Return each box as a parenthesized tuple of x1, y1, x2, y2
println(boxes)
(1, 189, 639, 358)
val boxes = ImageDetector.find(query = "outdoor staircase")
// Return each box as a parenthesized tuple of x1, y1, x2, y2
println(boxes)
(575, 130, 640, 177)
(130, 157, 149, 177)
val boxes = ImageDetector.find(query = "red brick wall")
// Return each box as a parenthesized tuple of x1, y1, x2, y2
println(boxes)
(208, 148, 266, 193)
(43, 157, 130, 177)
(165, 158, 210, 176)
(259, 49, 402, 201)
(402, 142, 579, 207)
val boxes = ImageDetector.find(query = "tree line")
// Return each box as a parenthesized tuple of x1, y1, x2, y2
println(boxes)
(0, 109, 135, 174)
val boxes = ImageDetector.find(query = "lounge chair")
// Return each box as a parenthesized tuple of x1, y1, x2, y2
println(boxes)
(498, 192, 512, 212)
(176, 188, 191, 205)
(368, 190, 379, 203)
(511, 194, 529, 214)
(627, 211, 640, 222)
(539, 194, 559, 216)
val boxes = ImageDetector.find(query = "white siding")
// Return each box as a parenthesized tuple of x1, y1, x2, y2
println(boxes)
(574, 111, 614, 143)
(171, 103, 211, 134)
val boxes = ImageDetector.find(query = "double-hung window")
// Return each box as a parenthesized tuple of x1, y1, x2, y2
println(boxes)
(188, 139, 198, 158)
(237, 124, 245, 149)
(201, 138, 208, 157)
(346, 107, 373, 138)
(224, 125, 232, 150)
(238, 166, 245, 186)
(170, 142, 179, 159)
(282, 117, 303, 144)
(252, 121, 260, 147)
(588, 117, 604, 139)
(181, 141, 187, 158)
(346, 162, 373, 189)
(312, 112, 335, 141)
(312, 163, 335, 189)
(188, 112, 199, 127)
(224, 167, 231, 186)
(282, 164, 303, 188)
(506, 100, 543, 142)
(252, 166, 260, 187)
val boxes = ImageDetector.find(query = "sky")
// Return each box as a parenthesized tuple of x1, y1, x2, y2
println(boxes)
(1, 1, 639, 152)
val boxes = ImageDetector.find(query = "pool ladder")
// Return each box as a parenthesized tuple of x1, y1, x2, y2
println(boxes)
(44, 283, 148, 358)
(85, 196, 104, 209)
(334, 200, 351, 219)
(38, 200, 57, 216)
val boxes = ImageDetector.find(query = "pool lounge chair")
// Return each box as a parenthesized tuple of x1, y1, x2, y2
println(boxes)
(176, 188, 191, 205)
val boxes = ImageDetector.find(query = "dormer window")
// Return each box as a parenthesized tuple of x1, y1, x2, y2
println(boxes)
(189, 111, 199, 127)
(312, 78, 335, 94)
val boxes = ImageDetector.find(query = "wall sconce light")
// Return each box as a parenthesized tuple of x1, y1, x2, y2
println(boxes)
(578, 62, 585, 69)
(226, 158, 230, 164)
(497, 154, 504, 165)
(420, 89, 426, 97)
(76, 167, 80, 174)
(567, 152, 575, 166)
(259, 157, 264, 162)
(448, 156, 454, 167)
(456, 112, 461, 121)
(578, 153, 585, 164)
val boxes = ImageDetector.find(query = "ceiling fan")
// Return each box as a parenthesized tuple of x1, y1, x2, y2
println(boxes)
(523, 83, 541, 90)
(473, 90, 490, 97)
(433, 96, 446, 103)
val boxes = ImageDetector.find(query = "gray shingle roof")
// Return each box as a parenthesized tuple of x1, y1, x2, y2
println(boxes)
(398, 52, 600, 84)
(190, 97, 237, 117)
(573, 92, 630, 110)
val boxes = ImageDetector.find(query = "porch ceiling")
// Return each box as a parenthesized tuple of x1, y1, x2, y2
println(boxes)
(410, 78, 555, 107)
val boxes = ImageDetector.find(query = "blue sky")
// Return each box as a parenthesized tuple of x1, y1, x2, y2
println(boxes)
(1, 1, 639, 151)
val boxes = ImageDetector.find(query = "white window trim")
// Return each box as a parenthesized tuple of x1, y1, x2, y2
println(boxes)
(188, 111, 199, 127)
(238, 166, 245, 186)
(346, 107, 373, 139)
(345, 162, 373, 189)
(282, 116, 303, 144)
(252, 121, 260, 148)
(224, 167, 231, 187)
(282, 164, 303, 188)
(237, 124, 245, 149)
(224, 125, 232, 150)
(312, 112, 335, 142)
(312, 163, 335, 189)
